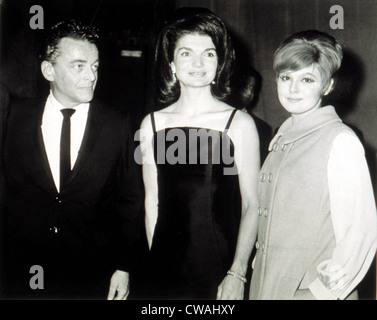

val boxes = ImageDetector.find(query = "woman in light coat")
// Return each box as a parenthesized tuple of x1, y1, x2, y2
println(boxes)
(221, 30, 377, 300)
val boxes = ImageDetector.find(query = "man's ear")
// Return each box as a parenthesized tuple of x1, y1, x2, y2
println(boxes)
(41, 60, 55, 82)
(323, 78, 335, 96)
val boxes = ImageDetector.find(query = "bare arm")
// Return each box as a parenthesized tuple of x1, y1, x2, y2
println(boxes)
(217, 111, 260, 300)
(140, 114, 158, 249)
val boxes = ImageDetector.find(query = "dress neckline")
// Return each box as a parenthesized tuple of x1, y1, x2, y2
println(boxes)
(155, 126, 227, 135)
(150, 109, 238, 135)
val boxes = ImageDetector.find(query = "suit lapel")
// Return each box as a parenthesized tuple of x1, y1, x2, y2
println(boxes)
(33, 98, 59, 194)
(63, 99, 105, 188)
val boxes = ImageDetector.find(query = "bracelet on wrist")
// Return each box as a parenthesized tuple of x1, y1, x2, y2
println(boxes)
(227, 270, 247, 283)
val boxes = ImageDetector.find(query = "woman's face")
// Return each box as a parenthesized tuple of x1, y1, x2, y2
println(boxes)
(241, 76, 256, 105)
(170, 33, 218, 89)
(277, 64, 333, 118)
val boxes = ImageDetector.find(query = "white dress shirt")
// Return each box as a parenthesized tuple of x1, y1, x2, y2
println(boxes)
(41, 92, 90, 193)
(308, 133, 377, 299)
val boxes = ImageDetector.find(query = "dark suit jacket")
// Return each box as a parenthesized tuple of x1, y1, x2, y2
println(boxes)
(1, 97, 144, 299)
(0, 85, 10, 295)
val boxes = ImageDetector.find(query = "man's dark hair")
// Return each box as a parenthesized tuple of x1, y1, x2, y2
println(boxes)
(41, 19, 99, 63)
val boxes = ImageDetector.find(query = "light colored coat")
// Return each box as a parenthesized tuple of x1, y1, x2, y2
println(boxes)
(250, 106, 356, 299)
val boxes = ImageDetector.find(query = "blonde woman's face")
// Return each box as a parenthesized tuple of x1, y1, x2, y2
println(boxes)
(277, 64, 333, 117)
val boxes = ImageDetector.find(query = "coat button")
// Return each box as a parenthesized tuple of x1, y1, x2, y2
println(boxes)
(55, 196, 63, 204)
(282, 144, 287, 151)
(264, 208, 268, 217)
(273, 143, 279, 152)
(257, 207, 262, 216)
(255, 241, 260, 250)
(260, 173, 266, 182)
(268, 173, 273, 182)
(49, 226, 60, 234)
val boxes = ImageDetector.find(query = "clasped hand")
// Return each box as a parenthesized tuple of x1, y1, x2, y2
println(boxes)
(217, 275, 245, 300)
(107, 270, 130, 300)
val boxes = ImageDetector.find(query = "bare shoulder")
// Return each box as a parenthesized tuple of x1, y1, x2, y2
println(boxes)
(153, 103, 177, 117)
(232, 109, 258, 131)
(148, 104, 179, 127)
(226, 109, 259, 148)
(140, 103, 179, 134)
(140, 113, 153, 130)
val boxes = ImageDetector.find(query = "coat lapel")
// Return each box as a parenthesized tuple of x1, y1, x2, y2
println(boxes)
(32, 98, 59, 194)
(268, 106, 342, 151)
(62, 99, 105, 188)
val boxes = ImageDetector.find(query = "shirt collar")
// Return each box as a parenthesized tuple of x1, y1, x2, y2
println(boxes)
(47, 90, 90, 111)
(43, 91, 90, 122)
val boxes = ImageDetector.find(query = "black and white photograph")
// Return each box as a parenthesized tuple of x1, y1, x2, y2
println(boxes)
(0, 0, 376, 312)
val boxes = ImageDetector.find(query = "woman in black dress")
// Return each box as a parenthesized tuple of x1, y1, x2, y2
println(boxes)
(139, 9, 260, 299)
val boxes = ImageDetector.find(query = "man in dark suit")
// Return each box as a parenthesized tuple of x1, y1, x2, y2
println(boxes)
(1, 20, 144, 299)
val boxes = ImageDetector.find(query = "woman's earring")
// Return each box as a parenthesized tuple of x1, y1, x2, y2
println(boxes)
(170, 64, 177, 82)
(211, 80, 216, 85)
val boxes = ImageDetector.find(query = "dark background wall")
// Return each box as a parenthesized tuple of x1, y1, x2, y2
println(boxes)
(0, 0, 376, 299)
(0, 0, 176, 128)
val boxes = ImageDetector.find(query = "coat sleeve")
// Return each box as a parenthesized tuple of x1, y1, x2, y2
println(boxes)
(112, 112, 145, 273)
(308, 133, 377, 299)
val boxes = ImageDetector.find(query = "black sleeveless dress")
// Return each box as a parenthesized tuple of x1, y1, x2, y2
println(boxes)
(146, 109, 241, 299)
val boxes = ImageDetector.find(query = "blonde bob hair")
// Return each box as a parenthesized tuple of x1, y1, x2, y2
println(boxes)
(273, 30, 343, 94)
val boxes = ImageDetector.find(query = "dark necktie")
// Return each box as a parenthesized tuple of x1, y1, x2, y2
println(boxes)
(60, 108, 76, 191)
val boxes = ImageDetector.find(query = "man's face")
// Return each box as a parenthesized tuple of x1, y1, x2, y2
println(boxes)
(47, 37, 99, 108)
